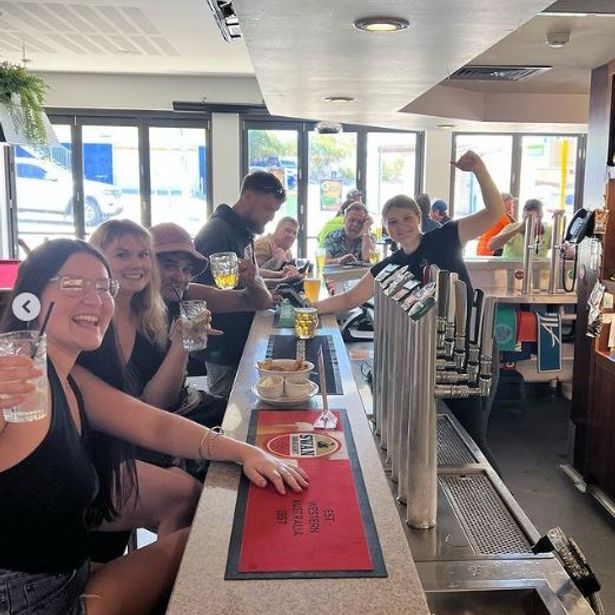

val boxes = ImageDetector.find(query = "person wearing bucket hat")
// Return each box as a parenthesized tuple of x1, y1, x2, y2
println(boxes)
(150, 222, 272, 313)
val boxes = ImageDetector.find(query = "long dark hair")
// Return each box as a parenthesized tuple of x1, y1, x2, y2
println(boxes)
(0, 239, 138, 525)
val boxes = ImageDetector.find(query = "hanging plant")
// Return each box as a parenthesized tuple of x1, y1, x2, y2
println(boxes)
(0, 61, 49, 151)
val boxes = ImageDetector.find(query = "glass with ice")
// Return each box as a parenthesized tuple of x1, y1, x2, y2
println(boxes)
(0, 330, 48, 422)
(180, 300, 209, 351)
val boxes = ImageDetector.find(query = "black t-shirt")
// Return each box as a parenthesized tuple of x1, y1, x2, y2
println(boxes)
(194, 204, 255, 367)
(0, 361, 99, 573)
(371, 221, 473, 306)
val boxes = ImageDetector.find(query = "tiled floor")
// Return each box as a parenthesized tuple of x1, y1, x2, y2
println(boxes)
(488, 384, 615, 613)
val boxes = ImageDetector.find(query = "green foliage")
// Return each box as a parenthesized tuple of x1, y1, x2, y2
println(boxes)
(249, 131, 294, 162)
(0, 62, 49, 151)
(308, 135, 353, 182)
(381, 156, 405, 182)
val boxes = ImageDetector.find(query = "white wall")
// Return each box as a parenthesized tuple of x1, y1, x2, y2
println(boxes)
(211, 113, 241, 206)
(42, 72, 263, 110)
(423, 131, 454, 203)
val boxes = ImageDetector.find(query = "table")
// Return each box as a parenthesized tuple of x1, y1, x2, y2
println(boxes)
(167, 311, 429, 615)
(322, 264, 370, 295)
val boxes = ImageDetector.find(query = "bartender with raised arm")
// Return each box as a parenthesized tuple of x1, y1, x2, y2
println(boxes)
(315, 151, 504, 315)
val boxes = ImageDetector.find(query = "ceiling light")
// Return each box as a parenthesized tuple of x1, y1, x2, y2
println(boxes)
(353, 16, 409, 33)
(323, 96, 355, 104)
(436, 124, 456, 130)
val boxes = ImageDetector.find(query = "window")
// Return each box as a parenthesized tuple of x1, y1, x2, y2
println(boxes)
(366, 132, 418, 215)
(242, 120, 422, 258)
(13, 124, 75, 252)
(246, 128, 299, 230)
(149, 127, 209, 236)
(519, 136, 578, 216)
(453, 134, 513, 219)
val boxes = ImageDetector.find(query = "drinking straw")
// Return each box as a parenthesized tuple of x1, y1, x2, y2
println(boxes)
(31, 301, 54, 359)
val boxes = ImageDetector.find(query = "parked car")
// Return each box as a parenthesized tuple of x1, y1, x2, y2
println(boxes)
(15, 158, 123, 226)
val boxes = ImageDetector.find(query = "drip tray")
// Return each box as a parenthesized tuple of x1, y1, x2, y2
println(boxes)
(437, 414, 479, 466)
(406, 470, 533, 561)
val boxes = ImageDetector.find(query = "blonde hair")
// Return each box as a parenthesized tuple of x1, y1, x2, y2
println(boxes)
(89, 219, 168, 347)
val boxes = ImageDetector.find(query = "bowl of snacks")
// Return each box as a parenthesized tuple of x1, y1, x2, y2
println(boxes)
(256, 375, 284, 400)
(284, 376, 313, 399)
(255, 358, 314, 380)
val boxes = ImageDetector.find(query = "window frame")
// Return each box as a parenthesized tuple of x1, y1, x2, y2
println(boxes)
(45, 108, 212, 239)
(450, 131, 587, 218)
(241, 116, 424, 257)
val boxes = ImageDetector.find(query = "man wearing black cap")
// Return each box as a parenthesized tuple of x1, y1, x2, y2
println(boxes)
(193, 171, 286, 397)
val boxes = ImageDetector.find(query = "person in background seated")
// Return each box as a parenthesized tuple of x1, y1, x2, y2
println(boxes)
(324, 202, 376, 265)
(315, 151, 504, 316)
(253, 216, 304, 283)
(476, 192, 517, 256)
(194, 171, 286, 398)
(487, 198, 552, 258)
(317, 188, 363, 247)
(430, 199, 451, 224)
(415, 193, 441, 234)
(0, 239, 308, 615)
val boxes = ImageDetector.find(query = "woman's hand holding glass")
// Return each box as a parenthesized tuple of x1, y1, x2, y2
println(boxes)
(239, 444, 309, 495)
(0, 355, 43, 414)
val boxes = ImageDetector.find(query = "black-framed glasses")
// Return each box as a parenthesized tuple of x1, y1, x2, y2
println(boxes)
(48, 275, 120, 299)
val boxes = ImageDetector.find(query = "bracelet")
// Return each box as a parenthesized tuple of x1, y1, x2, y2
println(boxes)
(207, 426, 225, 460)
(198, 426, 225, 460)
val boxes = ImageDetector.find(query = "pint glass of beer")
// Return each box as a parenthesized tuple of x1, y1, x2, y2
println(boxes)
(294, 307, 319, 339)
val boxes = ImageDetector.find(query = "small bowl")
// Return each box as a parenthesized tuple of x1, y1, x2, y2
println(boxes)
(256, 375, 284, 399)
(255, 359, 314, 380)
(284, 377, 312, 398)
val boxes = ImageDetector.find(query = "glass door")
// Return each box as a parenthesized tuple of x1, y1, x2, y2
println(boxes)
(306, 131, 358, 258)
(149, 126, 209, 236)
(81, 124, 140, 234)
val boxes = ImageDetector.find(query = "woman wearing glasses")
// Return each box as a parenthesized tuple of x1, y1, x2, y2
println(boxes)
(0, 239, 308, 615)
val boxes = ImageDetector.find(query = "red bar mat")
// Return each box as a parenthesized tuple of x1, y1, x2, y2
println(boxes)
(225, 409, 387, 579)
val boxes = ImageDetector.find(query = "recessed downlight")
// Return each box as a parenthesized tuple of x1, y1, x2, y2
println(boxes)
(436, 124, 456, 130)
(354, 16, 409, 33)
(324, 96, 355, 104)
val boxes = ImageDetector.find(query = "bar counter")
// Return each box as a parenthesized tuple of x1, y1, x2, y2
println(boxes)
(167, 311, 429, 615)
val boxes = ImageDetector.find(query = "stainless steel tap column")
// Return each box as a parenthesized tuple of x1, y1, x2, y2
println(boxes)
(522, 213, 538, 294)
(405, 304, 437, 528)
(548, 210, 567, 294)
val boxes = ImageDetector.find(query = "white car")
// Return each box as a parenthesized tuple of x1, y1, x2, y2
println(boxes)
(15, 158, 123, 227)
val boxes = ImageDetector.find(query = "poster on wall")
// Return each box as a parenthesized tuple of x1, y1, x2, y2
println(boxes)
(320, 180, 342, 211)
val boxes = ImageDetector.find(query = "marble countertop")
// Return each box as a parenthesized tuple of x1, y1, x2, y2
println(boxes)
(167, 311, 429, 615)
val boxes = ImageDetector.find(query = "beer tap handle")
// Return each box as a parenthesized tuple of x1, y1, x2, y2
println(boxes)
(437, 270, 450, 321)
(447, 273, 458, 326)
(469, 288, 485, 346)
(454, 280, 467, 339)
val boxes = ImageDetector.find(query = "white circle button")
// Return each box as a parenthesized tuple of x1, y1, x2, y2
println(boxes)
(12, 293, 41, 322)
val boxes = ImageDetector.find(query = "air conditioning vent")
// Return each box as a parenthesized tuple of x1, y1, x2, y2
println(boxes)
(543, 0, 615, 15)
(447, 65, 552, 82)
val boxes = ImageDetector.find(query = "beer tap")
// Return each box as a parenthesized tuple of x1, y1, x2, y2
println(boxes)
(466, 288, 484, 386)
(453, 279, 467, 371)
(444, 273, 458, 360)
(436, 270, 450, 355)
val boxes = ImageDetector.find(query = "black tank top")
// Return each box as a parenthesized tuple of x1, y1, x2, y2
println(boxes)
(0, 361, 99, 573)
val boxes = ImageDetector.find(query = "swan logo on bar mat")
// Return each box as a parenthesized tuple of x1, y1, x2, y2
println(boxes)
(266, 432, 340, 458)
